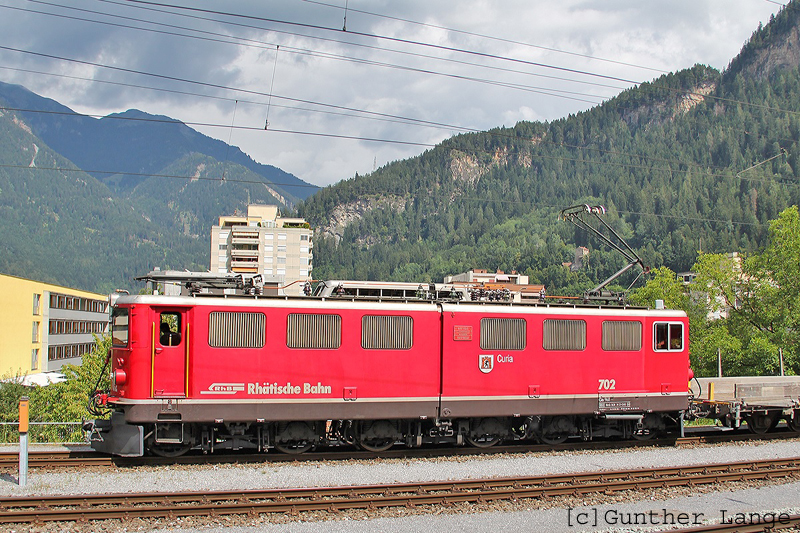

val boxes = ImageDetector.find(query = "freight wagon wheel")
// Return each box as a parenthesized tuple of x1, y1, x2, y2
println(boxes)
(537, 416, 571, 445)
(746, 412, 779, 435)
(787, 412, 800, 432)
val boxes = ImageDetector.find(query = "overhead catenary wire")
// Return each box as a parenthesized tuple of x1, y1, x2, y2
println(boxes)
(8, 3, 794, 119)
(1, 3, 793, 197)
(8, 2, 618, 104)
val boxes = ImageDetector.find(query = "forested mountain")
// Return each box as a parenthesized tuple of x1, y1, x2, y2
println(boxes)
(299, 4, 800, 294)
(0, 82, 321, 292)
(0, 82, 316, 203)
(0, 108, 205, 292)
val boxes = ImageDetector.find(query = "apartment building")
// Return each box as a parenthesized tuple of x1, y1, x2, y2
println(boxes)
(210, 205, 313, 295)
(0, 273, 108, 380)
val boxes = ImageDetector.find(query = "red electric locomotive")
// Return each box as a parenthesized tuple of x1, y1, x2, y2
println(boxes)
(86, 273, 691, 457)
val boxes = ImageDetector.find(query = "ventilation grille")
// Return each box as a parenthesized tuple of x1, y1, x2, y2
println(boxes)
(362, 315, 413, 349)
(480, 318, 526, 350)
(602, 321, 642, 351)
(209, 312, 265, 348)
(543, 319, 586, 351)
(287, 313, 341, 349)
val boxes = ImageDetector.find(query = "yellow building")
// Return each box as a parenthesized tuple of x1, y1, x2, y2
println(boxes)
(0, 273, 108, 380)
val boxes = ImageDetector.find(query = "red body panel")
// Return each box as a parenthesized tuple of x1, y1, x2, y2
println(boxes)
(440, 305, 689, 399)
(108, 295, 690, 423)
(112, 298, 442, 408)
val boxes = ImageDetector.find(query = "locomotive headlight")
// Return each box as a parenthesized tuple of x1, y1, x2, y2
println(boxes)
(114, 369, 127, 386)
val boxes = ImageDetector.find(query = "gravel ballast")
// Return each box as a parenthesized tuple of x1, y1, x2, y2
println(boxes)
(2, 438, 799, 532)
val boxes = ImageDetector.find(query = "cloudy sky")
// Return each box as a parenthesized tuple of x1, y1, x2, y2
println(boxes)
(0, 0, 783, 189)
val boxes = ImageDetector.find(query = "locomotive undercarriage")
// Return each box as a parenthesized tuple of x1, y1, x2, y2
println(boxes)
(120, 412, 682, 457)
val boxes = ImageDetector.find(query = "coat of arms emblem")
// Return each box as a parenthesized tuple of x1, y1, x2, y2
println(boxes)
(479, 354, 494, 373)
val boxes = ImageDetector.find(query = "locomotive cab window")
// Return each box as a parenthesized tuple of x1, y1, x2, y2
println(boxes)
(654, 322, 684, 351)
(111, 307, 129, 347)
(159, 312, 182, 346)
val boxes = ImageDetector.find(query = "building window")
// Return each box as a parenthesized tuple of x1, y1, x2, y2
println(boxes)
(33, 293, 41, 315)
(265, 233, 273, 240)
(32, 322, 40, 342)
(265, 245, 273, 253)
(602, 321, 642, 351)
(277, 245, 287, 253)
(31, 349, 39, 370)
(209, 312, 265, 348)
(362, 315, 413, 349)
(301, 234, 309, 241)
(654, 322, 684, 351)
(287, 314, 341, 349)
(543, 319, 586, 351)
(300, 246, 309, 254)
(277, 268, 286, 275)
(278, 233, 287, 240)
(480, 318, 526, 350)
(277, 257, 286, 264)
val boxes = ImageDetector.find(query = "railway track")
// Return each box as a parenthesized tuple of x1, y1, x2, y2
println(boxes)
(0, 457, 798, 525)
(1, 428, 797, 470)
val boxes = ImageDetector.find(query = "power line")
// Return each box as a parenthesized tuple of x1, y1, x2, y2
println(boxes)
(14, 1, 619, 103)
(121, 0, 643, 85)
(299, 0, 668, 75)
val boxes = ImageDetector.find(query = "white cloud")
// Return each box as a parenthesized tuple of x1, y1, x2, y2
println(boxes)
(0, 0, 780, 186)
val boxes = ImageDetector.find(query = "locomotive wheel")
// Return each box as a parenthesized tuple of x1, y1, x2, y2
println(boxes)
(631, 414, 660, 441)
(538, 416, 571, 445)
(465, 434, 500, 448)
(149, 442, 191, 457)
(465, 417, 503, 448)
(275, 441, 313, 454)
(746, 412, 779, 435)
(274, 421, 314, 454)
(357, 420, 399, 452)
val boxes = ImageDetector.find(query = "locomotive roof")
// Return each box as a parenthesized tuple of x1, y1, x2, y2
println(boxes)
(110, 292, 686, 318)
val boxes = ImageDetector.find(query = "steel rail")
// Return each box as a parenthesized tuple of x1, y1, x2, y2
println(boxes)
(0, 428, 796, 469)
(0, 457, 798, 524)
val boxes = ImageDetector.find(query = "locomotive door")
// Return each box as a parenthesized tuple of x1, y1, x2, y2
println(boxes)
(152, 309, 188, 397)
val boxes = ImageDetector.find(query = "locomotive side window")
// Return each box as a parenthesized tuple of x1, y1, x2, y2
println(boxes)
(362, 315, 413, 350)
(601, 321, 642, 351)
(111, 307, 129, 347)
(209, 312, 266, 348)
(480, 318, 526, 350)
(160, 312, 182, 346)
(654, 322, 684, 351)
(287, 313, 341, 349)
(543, 319, 586, 351)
